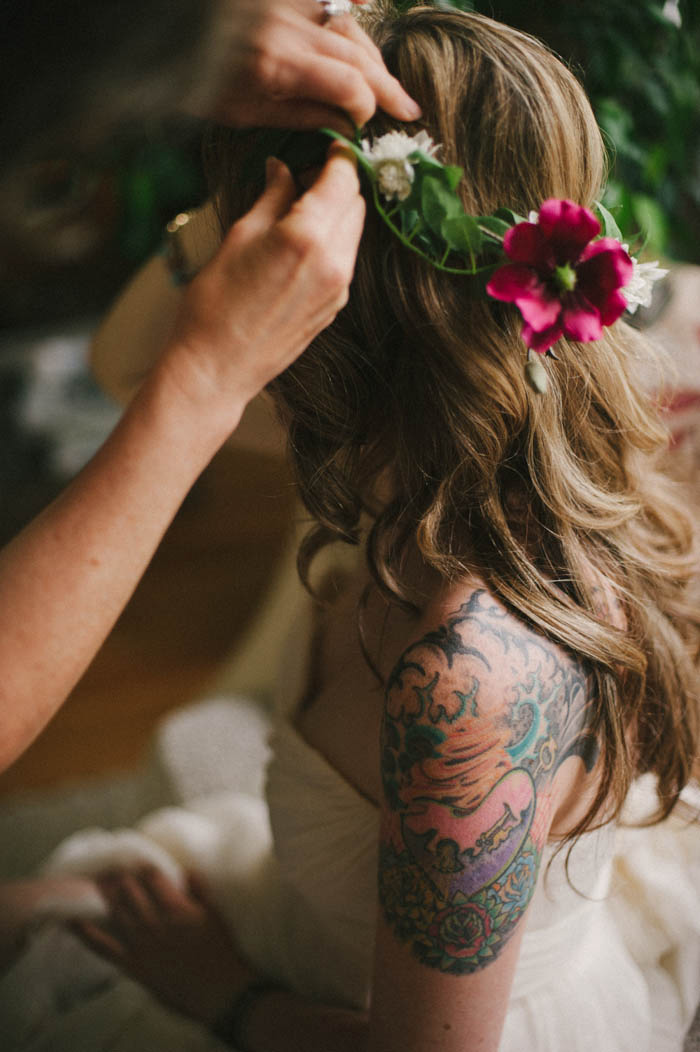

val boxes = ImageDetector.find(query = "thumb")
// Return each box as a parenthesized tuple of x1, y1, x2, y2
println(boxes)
(238, 158, 297, 236)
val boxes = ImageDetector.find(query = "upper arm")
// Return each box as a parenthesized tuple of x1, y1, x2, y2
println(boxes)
(369, 589, 593, 1051)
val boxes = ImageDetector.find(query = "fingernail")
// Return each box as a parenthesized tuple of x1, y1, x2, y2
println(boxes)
(404, 98, 422, 119)
(265, 156, 281, 184)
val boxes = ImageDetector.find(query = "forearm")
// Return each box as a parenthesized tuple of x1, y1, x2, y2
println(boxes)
(239, 989, 369, 1052)
(0, 356, 242, 772)
(0, 145, 363, 774)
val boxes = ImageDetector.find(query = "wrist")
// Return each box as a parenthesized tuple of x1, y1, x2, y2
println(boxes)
(143, 343, 249, 459)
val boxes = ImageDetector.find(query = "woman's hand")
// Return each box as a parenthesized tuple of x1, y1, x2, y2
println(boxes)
(74, 867, 255, 1027)
(156, 145, 365, 438)
(208, 0, 421, 131)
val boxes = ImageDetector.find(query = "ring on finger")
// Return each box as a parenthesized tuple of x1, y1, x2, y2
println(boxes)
(316, 0, 354, 25)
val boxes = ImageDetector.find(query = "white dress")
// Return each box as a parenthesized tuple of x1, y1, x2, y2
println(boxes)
(1, 599, 700, 1051)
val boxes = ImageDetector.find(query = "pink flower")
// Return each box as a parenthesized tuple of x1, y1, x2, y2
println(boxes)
(427, 902, 493, 959)
(486, 199, 634, 353)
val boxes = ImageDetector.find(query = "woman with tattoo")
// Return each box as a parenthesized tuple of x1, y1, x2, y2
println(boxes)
(1, 4, 699, 1051)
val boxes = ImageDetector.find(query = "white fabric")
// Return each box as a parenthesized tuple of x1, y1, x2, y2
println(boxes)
(1, 612, 700, 1049)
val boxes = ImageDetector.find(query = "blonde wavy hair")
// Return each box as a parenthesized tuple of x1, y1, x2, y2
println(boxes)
(209, 3, 700, 838)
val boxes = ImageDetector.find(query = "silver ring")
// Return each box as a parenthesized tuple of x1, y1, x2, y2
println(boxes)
(317, 0, 354, 23)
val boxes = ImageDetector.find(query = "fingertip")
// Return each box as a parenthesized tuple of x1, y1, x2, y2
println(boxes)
(265, 156, 279, 185)
(265, 156, 291, 187)
(382, 90, 422, 122)
(238, 157, 297, 234)
(400, 96, 423, 121)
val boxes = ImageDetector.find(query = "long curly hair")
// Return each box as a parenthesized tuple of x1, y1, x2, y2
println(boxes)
(208, 3, 700, 839)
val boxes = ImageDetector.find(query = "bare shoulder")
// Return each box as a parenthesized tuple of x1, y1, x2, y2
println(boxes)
(379, 584, 598, 974)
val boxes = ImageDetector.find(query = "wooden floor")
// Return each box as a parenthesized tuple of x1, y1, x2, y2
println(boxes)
(0, 444, 296, 796)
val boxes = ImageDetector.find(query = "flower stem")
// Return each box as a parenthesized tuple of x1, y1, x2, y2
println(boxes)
(372, 184, 494, 276)
(405, 219, 422, 244)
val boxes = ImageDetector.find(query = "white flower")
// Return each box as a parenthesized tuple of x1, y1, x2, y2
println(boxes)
(620, 245, 669, 313)
(361, 130, 440, 202)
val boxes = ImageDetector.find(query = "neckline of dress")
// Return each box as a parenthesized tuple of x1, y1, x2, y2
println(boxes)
(274, 715, 616, 864)
(273, 586, 612, 851)
(274, 713, 381, 813)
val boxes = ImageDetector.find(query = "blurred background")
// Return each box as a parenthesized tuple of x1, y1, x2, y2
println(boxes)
(0, 0, 698, 803)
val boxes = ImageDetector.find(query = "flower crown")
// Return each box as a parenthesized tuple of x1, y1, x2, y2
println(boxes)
(326, 127, 667, 393)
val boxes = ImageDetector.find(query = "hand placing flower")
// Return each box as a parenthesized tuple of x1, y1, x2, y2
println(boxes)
(485, 199, 634, 353)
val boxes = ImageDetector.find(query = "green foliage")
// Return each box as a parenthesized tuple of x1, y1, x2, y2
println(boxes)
(327, 128, 509, 276)
(441, 215, 482, 259)
(459, 0, 700, 261)
(593, 201, 624, 242)
(115, 139, 204, 261)
(421, 176, 463, 234)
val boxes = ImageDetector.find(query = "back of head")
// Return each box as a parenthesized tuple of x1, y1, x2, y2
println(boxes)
(268, 4, 649, 586)
(211, 4, 700, 831)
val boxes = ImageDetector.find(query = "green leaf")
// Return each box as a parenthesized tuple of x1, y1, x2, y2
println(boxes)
(478, 215, 512, 240)
(411, 150, 444, 172)
(593, 200, 624, 242)
(630, 193, 668, 253)
(400, 209, 421, 238)
(494, 206, 527, 226)
(414, 160, 463, 195)
(421, 176, 462, 236)
(597, 98, 646, 166)
(443, 165, 464, 192)
(643, 144, 669, 188)
(602, 181, 634, 241)
(441, 214, 483, 261)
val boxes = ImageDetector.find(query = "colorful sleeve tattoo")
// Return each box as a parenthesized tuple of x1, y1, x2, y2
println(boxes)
(379, 589, 598, 974)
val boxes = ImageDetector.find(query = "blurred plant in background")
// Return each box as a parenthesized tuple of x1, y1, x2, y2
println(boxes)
(111, 135, 206, 263)
(0, 127, 207, 329)
(429, 0, 700, 262)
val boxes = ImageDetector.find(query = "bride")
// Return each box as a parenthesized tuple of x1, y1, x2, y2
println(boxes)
(1, 4, 699, 1051)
